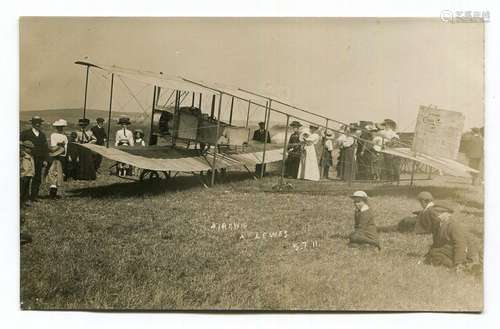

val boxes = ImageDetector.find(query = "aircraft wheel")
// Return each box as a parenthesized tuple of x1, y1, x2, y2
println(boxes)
(140, 170, 161, 182)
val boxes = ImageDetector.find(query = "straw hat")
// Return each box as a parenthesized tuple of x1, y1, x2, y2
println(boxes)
(134, 129, 144, 138)
(20, 140, 35, 149)
(48, 145, 65, 157)
(365, 124, 377, 131)
(52, 119, 67, 127)
(383, 119, 397, 130)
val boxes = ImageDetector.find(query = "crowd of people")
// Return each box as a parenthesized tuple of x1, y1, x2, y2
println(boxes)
(19, 115, 482, 272)
(348, 190, 481, 272)
(282, 119, 402, 182)
(20, 115, 145, 206)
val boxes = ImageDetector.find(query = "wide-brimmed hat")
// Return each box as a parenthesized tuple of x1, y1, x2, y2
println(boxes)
(365, 124, 377, 131)
(96, 117, 105, 123)
(383, 119, 397, 129)
(20, 140, 35, 149)
(134, 129, 144, 137)
(48, 145, 65, 157)
(52, 119, 67, 127)
(118, 116, 131, 125)
(78, 118, 90, 126)
(290, 121, 302, 128)
(350, 191, 368, 200)
(30, 116, 44, 124)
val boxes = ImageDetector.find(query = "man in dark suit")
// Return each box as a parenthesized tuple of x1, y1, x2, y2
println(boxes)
(252, 122, 271, 176)
(20, 116, 49, 201)
(91, 117, 107, 170)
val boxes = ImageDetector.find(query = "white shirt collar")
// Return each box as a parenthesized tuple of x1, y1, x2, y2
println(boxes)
(424, 201, 434, 210)
(32, 128, 40, 136)
(359, 204, 369, 212)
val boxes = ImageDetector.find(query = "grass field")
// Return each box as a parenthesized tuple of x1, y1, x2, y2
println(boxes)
(20, 161, 483, 311)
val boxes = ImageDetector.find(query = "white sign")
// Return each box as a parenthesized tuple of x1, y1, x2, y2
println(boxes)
(412, 105, 465, 160)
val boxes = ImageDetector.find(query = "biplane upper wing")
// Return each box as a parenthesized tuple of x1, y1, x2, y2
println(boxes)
(78, 143, 283, 172)
(381, 147, 479, 178)
(76, 60, 217, 95)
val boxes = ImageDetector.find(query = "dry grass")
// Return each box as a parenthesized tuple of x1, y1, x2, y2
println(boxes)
(20, 160, 483, 311)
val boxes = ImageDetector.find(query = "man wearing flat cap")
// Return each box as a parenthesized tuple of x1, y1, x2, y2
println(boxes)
(252, 121, 271, 176)
(20, 116, 49, 201)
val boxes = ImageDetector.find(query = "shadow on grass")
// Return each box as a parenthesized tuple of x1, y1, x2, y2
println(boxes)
(66, 172, 255, 199)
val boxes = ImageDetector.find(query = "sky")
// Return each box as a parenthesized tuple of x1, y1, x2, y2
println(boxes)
(19, 17, 484, 131)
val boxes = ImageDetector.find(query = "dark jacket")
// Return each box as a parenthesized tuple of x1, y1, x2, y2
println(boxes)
(252, 129, 271, 143)
(91, 126, 107, 146)
(353, 208, 379, 241)
(20, 129, 49, 160)
(287, 132, 302, 158)
(414, 204, 449, 234)
(466, 135, 483, 159)
(430, 220, 470, 265)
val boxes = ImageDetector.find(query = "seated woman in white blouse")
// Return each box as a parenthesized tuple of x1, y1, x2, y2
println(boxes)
(115, 116, 134, 147)
(114, 116, 134, 176)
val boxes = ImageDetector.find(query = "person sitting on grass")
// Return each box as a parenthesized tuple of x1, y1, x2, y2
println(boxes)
(115, 116, 134, 176)
(421, 206, 480, 272)
(348, 191, 381, 250)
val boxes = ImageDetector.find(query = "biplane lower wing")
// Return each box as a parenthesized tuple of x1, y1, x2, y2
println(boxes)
(78, 143, 284, 172)
(381, 147, 479, 178)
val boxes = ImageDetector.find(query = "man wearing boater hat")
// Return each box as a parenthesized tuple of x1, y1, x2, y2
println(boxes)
(20, 116, 49, 202)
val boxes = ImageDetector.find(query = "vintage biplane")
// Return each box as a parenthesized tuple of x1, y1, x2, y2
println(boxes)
(73, 60, 478, 188)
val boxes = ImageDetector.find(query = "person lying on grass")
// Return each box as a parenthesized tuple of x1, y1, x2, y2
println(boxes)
(377, 191, 454, 234)
(348, 191, 381, 250)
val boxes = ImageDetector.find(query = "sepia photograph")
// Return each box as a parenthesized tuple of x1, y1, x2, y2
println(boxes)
(18, 16, 485, 312)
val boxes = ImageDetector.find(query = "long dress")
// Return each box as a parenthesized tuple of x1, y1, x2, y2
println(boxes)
(284, 132, 301, 178)
(297, 132, 320, 181)
(76, 129, 97, 180)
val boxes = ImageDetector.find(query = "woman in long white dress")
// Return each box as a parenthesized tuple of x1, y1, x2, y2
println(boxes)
(297, 125, 321, 181)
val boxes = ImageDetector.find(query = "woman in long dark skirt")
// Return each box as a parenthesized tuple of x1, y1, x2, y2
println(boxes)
(284, 121, 303, 178)
(75, 118, 97, 180)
